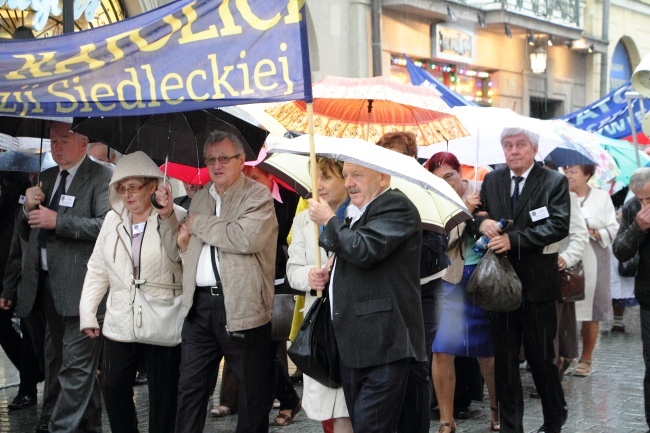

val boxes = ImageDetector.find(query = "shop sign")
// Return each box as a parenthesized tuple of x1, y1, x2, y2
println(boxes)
(434, 24, 474, 64)
(0, 0, 101, 31)
(610, 41, 632, 90)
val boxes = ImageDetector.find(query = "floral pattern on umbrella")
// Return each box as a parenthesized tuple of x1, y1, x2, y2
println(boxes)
(265, 76, 469, 146)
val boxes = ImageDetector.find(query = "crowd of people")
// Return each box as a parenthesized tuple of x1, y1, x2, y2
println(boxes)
(0, 119, 648, 433)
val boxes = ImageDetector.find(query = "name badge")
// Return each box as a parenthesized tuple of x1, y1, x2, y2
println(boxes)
(579, 207, 591, 219)
(18, 195, 25, 204)
(529, 206, 550, 222)
(132, 223, 146, 235)
(59, 195, 75, 207)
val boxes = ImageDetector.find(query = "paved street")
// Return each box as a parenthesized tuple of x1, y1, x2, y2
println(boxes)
(0, 306, 646, 432)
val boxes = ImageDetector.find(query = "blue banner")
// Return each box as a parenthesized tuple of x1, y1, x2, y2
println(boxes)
(0, 0, 312, 117)
(404, 54, 475, 108)
(562, 81, 650, 141)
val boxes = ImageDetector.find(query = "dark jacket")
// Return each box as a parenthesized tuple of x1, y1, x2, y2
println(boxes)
(479, 163, 570, 302)
(613, 198, 650, 308)
(319, 189, 426, 369)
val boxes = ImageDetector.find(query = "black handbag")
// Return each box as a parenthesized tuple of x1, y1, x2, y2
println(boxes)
(559, 261, 586, 302)
(618, 252, 640, 277)
(467, 249, 522, 312)
(287, 293, 341, 388)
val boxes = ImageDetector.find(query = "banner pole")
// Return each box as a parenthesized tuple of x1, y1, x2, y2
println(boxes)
(306, 103, 322, 298)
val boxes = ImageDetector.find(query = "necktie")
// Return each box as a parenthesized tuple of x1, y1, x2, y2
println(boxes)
(38, 170, 69, 248)
(511, 176, 524, 211)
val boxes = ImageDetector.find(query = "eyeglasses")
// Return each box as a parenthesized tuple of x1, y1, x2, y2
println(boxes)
(205, 153, 242, 166)
(115, 184, 147, 195)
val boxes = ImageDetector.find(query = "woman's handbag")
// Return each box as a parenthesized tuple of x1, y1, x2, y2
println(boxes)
(271, 294, 296, 341)
(467, 249, 522, 312)
(287, 293, 341, 388)
(559, 261, 585, 302)
(131, 281, 184, 347)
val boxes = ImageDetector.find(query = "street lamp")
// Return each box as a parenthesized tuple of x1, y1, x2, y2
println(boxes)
(530, 47, 547, 74)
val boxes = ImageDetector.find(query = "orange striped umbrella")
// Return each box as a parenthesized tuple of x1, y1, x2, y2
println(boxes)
(265, 75, 468, 145)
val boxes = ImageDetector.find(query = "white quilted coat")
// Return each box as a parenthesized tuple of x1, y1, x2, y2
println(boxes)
(79, 151, 185, 343)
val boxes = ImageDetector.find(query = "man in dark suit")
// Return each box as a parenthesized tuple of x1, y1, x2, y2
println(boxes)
(7, 122, 111, 433)
(308, 162, 427, 433)
(479, 128, 570, 433)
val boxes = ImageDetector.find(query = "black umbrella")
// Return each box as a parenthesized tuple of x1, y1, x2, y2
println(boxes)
(71, 109, 268, 167)
(0, 151, 56, 173)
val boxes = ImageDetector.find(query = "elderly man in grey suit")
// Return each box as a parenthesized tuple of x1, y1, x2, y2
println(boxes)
(5, 121, 111, 433)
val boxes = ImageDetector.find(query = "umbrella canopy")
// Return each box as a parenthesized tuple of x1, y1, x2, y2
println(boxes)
(159, 162, 210, 186)
(0, 115, 74, 153)
(418, 107, 596, 168)
(599, 136, 650, 184)
(265, 75, 469, 146)
(0, 150, 56, 173)
(265, 134, 471, 234)
(219, 104, 288, 137)
(72, 109, 268, 167)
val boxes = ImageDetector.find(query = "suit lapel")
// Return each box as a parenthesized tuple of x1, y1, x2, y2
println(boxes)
(60, 157, 91, 214)
(498, 169, 511, 218)
(513, 164, 542, 219)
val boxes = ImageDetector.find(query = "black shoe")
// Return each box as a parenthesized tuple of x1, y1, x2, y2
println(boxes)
(453, 406, 471, 420)
(35, 417, 49, 433)
(530, 390, 540, 399)
(8, 393, 36, 410)
(134, 372, 147, 386)
(561, 405, 568, 425)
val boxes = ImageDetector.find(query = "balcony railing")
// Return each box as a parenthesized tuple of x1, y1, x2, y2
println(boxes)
(462, 0, 581, 27)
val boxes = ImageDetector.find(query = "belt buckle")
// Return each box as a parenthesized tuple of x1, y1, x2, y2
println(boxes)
(210, 285, 221, 296)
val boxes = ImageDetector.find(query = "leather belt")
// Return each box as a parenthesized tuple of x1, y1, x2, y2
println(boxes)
(195, 285, 223, 296)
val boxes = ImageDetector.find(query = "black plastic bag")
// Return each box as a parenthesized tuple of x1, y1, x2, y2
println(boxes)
(466, 249, 522, 312)
(287, 294, 341, 388)
(618, 252, 640, 277)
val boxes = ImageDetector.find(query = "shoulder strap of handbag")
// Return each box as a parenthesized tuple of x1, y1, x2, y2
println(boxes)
(210, 245, 222, 287)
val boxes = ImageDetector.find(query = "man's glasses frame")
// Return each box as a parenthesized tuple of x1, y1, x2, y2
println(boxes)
(204, 153, 242, 166)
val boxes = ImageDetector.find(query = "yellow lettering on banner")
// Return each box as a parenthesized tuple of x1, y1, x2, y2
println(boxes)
(117, 68, 146, 109)
(187, 69, 209, 101)
(48, 80, 78, 113)
(72, 76, 93, 112)
(54, 43, 104, 74)
(90, 83, 116, 111)
(11, 91, 29, 116)
(0, 93, 16, 113)
(21, 87, 43, 114)
(104, 30, 135, 63)
(279, 43, 293, 95)
(237, 0, 280, 30)
(218, 0, 242, 36)
(6, 52, 56, 79)
(253, 59, 277, 91)
(208, 54, 239, 98)
(161, 73, 185, 105)
(284, 0, 304, 24)
(237, 51, 253, 95)
(140, 64, 161, 107)
(130, 15, 183, 53)
(178, 3, 220, 44)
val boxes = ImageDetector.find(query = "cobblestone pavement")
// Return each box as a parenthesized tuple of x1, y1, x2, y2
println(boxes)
(0, 306, 646, 432)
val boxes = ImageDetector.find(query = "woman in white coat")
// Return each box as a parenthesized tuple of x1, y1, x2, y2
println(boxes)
(286, 157, 352, 433)
(564, 165, 619, 377)
(79, 151, 186, 433)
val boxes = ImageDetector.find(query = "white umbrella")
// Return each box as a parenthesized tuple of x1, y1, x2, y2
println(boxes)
(417, 106, 595, 167)
(265, 134, 471, 234)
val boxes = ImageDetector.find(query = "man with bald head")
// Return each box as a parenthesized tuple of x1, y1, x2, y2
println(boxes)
(308, 162, 426, 432)
(11, 122, 111, 433)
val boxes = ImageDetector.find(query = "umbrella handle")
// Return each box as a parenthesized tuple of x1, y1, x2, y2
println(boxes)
(151, 193, 164, 209)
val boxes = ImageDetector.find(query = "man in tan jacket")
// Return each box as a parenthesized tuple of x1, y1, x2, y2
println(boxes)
(156, 130, 278, 433)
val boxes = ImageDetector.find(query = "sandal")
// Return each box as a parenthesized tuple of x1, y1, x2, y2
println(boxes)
(573, 358, 593, 377)
(210, 405, 231, 417)
(274, 401, 302, 426)
(490, 406, 500, 431)
(438, 422, 456, 433)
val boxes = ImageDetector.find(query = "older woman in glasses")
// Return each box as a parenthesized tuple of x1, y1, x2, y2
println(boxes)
(79, 151, 186, 433)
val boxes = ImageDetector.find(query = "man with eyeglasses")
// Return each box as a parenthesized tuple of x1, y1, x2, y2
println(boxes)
(614, 167, 650, 431)
(156, 130, 278, 433)
(5, 121, 111, 433)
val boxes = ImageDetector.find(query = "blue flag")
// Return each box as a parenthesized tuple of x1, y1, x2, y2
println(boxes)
(0, 0, 312, 117)
(404, 54, 475, 108)
(561, 81, 650, 141)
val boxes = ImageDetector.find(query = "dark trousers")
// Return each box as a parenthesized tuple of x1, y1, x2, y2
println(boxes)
(28, 271, 103, 433)
(174, 289, 272, 433)
(0, 310, 42, 396)
(340, 358, 411, 433)
(641, 307, 650, 429)
(398, 280, 443, 433)
(101, 338, 181, 433)
(489, 300, 567, 433)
